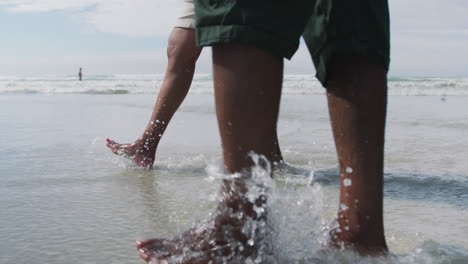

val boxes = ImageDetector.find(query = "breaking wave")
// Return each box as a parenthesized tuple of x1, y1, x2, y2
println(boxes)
(1, 75, 467, 96)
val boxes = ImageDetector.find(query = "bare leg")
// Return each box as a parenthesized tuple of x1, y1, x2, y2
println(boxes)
(213, 45, 284, 172)
(106, 28, 202, 168)
(136, 44, 284, 263)
(326, 54, 388, 254)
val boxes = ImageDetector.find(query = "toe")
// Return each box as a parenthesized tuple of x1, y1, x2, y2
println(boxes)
(136, 239, 160, 249)
(105, 138, 115, 148)
(138, 248, 151, 262)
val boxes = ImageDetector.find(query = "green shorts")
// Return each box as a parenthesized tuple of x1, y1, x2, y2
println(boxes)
(194, 0, 390, 86)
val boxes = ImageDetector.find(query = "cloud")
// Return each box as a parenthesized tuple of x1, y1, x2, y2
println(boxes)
(3, 0, 467, 38)
(2, 0, 468, 76)
(0, 0, 98, 12)
(86, 0, 180, 37)
(0, 0, 182, 37)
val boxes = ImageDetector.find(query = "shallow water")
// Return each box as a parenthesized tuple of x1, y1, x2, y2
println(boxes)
(1, 92, 467, 263)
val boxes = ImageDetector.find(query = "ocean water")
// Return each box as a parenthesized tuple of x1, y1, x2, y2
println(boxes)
(1, 75, 467, 263)
(1, 74, 468, 96)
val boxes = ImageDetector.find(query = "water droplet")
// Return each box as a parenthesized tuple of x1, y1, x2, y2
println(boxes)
(343, 179, 352, 187)
(340, 203, 349, 211)
(247, 239, 254, 246)
(346, 167, 353, 173)
(344, 226, 350, 231)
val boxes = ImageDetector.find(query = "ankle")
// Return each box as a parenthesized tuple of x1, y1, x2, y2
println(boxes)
(136, 135, 159, 150)
(331, 222, 387, 255)
(332, 208, 387, 250)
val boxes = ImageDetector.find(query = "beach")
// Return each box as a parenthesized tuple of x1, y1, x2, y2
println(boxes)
(1, 75, 468, 263)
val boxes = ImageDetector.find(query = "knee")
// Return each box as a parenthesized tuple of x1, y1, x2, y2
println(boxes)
(325, 53, 387, 100)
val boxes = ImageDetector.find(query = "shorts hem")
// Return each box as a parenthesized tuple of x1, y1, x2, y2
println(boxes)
(196, 25, 299, 59)
(312, 41, 390, 86)
(174, 20, 196, 29)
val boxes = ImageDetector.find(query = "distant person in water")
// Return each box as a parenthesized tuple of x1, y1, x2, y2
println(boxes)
(135, 0, 390, 262)
(78, 68, 82, 81)
(105, 0, 283, 168)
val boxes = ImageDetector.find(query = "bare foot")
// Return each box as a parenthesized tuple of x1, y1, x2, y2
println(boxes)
(136, 178, 268, 263)
(105, 138, 155, 169)
(136, 228, 220, 264)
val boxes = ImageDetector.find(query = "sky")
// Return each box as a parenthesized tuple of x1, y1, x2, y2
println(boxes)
(0, 0, 467, 77)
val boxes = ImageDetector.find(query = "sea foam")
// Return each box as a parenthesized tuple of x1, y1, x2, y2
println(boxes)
(1, 75, 467, 96)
